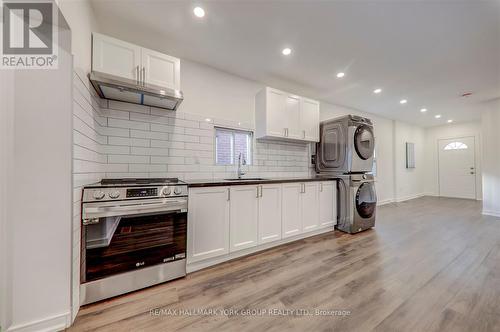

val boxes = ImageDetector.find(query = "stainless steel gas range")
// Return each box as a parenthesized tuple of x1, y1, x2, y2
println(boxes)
(80, 178, 188, 305)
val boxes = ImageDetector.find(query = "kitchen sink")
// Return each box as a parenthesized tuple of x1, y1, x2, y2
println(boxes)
(224, 178, 267, 181)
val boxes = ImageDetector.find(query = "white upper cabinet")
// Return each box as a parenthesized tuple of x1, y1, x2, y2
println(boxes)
(229, 186, 259, 252)
(319, 181, 337, 227)
(285, 94, 302, 139)
(300, 98, 320, 141)
(255, 87, 320, 142)
(92, 33, 141, 81)
(141, 48, 180, 90)
(92, 33, 180, 90)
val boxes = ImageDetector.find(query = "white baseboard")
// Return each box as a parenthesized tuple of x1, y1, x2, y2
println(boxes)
(394, 193, 425, 203)
(482, 210, 500, 218)
(377, 199, 394, 206)
(6, 311, 71, 332)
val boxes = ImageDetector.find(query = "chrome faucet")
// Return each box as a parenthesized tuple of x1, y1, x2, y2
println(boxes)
(237, 153, 246, 179)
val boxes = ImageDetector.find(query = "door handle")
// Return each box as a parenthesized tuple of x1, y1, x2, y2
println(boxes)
(227, 188, 230, 201)
(259, 185, 263, 198)
(470, 172, 475, 175)
(256, 186, 259, 198)
(141, 67, 146, 85)
(136, 65, 140, 84)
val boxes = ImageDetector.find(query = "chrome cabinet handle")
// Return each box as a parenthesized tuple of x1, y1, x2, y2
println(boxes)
(135, 261, 145, 267)
(256, 186, 259, 198)
(227, 188, 230, 201)
(303, 130, 306, 139)
(142, 67, 146, 85)
(136, 65, 140, 83)
(319, 183, 323, 192)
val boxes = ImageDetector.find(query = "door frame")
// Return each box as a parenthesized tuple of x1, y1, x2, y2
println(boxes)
(437, 135, 477, 199)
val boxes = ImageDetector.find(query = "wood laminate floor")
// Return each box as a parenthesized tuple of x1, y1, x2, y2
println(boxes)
(68, 197, 500, 332)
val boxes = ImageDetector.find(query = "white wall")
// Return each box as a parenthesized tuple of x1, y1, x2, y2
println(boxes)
(58, 0, 99, 76)
(2, 12, 74, 332)
(424, 121, 482, 199)
(393, 121, 426, 201)
(0, 70, 15, 332)
(481, 99, 500, 217)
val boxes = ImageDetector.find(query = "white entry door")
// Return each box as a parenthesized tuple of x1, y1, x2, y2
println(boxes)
(438, 137, 476, 199)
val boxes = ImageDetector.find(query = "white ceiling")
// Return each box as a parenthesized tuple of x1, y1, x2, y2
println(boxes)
(90, 0, 500, 127)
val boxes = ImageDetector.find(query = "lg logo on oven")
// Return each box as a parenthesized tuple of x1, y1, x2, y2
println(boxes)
(1, 0, 58, 69)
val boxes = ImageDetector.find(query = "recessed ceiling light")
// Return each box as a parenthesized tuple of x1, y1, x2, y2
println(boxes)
(336, 72, 345, 78)
(447, 119, 453, 123)
(420, 108, 427, 113)
(435, 115, 442, 119)
(373, 88, 382, 94)
(282, 48, 292, 56)
(193, 6, 205, 18)
(400, 99, 408, 104)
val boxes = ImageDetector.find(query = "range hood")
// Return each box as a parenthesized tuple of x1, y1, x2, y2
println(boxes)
(89, 71, 183, 111)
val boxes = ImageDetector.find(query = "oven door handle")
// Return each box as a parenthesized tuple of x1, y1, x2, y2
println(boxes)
(83, 200, 187, 221)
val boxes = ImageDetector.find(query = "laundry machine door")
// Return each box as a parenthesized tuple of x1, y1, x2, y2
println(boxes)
(316, 121, 347, 172)
(354, 125, 375, 161)
(355, 182, 376, 219)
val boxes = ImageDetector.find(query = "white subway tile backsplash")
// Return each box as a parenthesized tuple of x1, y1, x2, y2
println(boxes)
(98, 126, 129, 138)
(108, 136, 150, 147)
(129, 164, 168, 172)
(108, 154, 150, 164)
(184, 142, 213, 151)
(150, 139, 184, 149)
(130, 147, 169, 156)
(150, 156, 185, 164)
(108, 118, 150, 131)
(169, 118, 199, 129)
(169, 133, 199, 143)
(131, 129, 168, 140)
(101, 145, 131, 155)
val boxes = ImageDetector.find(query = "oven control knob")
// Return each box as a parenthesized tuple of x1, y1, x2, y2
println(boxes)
(93, 190, 105, 200)
(173, 187, 182, 195)
(109, 191, 120, 199)
(162, 187, 171, 196)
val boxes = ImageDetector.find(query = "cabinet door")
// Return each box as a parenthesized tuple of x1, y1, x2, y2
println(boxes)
(286, 94, 302, 139)
(319, 181, 337, 227)
(230, 186, 259, 252)
(266, 88, 287, 137)
(141, 48, 180, 90)
(187, 187, 230, 263)
(258, 184, 282, 244)
(282, 183, 302, 238)
(300, 98, 320, 142)
(92, 33, 141, 81)
(302, 182, 320, 232)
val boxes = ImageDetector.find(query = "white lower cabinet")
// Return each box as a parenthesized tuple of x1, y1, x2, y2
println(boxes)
(187, 180, 336, 270)
(301, 182, 320, 232)
(258, 184, 282, 244)
(282, 183, 302, 238)
(230, 185, 259, 252)
(187, 187, 230, 263)
(319, 181, 337, 227)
